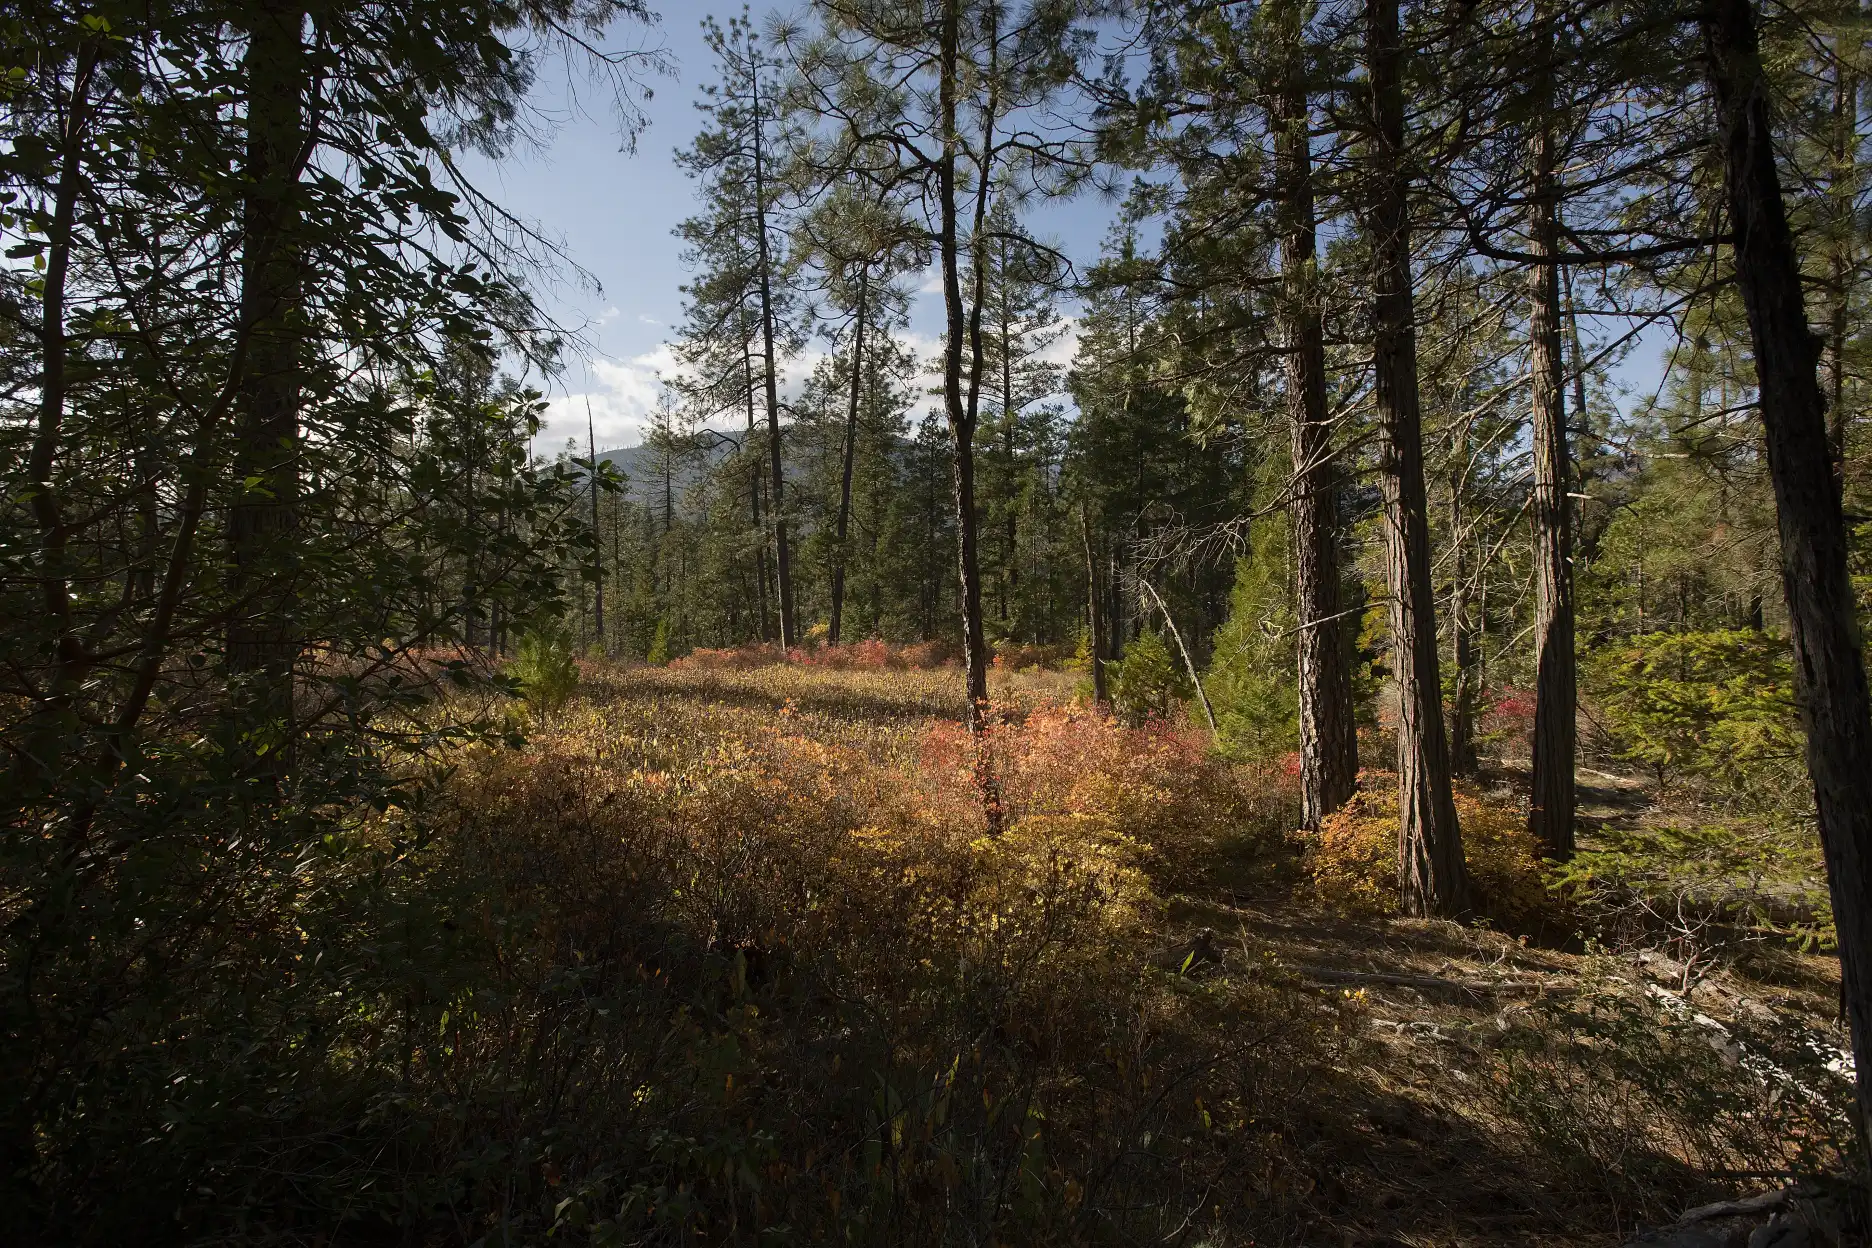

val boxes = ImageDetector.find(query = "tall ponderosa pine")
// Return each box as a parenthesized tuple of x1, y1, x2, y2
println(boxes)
(1702, 0, 1872, 1155)
(677, 12, 800, 647)
(1363, 0, 1468, 916)
(1269, 0, 1359, 828)
(789, 0, 1093, 752)
(227, 3, 307, 771)
(1522, 0, 1578, 857)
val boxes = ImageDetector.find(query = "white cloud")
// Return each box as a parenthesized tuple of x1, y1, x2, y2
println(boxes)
(538, 345, 681, 453)
(1039, 315, 1081, 371)
(638, 314, 662, 326)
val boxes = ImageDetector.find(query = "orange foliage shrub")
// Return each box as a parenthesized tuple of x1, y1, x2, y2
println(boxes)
(914, 702, 1284, 886)
(1307, 773, 1559, 932)
(424, 682, 1330, 1244)
(990, 640, 1070, 671)
(671, 641, 784, 670)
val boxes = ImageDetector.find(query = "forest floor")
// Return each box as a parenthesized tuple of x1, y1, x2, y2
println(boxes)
(457, 660, 1859, 1247)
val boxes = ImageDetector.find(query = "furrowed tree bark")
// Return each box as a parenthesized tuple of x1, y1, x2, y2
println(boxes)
(1704, 0, 1872, 1150)
(1274, 51, 1358, 829)
(228, 4, 307, 771)
(1365, 0, 1468, 917)
(1082, 503, 1108, 705)
(1526, 16, 1577, 857)
(1825, 19, 1857, 471)
(830, 267, 866, 646)
(749, 52, 795, 648)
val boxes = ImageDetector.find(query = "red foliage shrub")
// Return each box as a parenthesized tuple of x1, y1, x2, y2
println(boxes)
(1480, 685, 1537, 750)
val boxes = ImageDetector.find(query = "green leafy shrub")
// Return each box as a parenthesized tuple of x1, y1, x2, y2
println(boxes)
(512, 627, 580, 722)
(1588, 629, 1802, 796)
(1106, 629, 1192, 724)
(1553, 821, 1834, 951)
(1207, 523, 1299, 761)
(645, 618, 671, 666)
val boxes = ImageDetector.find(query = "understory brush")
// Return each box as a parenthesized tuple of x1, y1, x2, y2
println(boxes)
(1305, 773, 1559, 934)
(1556, 819, 1835, 957)
(1482, 970, 1857, 1209)
(21, 664, 1855, 1245)
(355, 668, 1332, 1245)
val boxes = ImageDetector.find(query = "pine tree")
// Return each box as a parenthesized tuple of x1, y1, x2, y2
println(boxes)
(675, 10, 803, 647)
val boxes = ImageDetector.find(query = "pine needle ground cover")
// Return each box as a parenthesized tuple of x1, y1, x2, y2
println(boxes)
(268, 662, 1853, 1247)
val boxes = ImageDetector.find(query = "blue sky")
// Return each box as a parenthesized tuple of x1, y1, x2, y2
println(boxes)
(460, 5, 1117, 455)
(458, 4, 1667, 458)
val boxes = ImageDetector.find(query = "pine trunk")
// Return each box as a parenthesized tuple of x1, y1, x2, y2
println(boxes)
(1449, 475, 1478, 776)
(745, 336, 771, 643)
(750, 64, 794, 648)
(1705, 0, 1872, 1148)
(830, 272, 866, 646)
(1827, 27, 1856, 469)
(1366, 0, 1467, 917)
(939, 0, 991, 735)
(1082, 504, 1108, 706)
(1527, 47, 1577, 857)
(1276, 70, 1358, 829)
(588, 406, 605, 650)
(938, 0, 1002, 835)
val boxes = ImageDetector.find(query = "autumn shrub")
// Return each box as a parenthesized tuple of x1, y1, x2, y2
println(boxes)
(1306, 773, 1559, 932)
(386, 670, 1331, 1246)
(990, 639, 1069, 671)
(1477, 684, 1536, 754)
(673, 640, 785, 670)
(678, 638, 962, 672)
(916, 701, 1285, 887)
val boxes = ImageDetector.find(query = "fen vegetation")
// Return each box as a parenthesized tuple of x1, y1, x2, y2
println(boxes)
(6, 0, 1872, 1243)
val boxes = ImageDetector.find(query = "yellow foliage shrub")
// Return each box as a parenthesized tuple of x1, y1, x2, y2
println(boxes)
(1307, 772, 1559, 931)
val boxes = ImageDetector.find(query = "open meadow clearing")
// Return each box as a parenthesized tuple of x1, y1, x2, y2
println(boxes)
(367, 660, 1855, 1246)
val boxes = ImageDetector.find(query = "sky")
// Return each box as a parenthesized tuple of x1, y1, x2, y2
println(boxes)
(456, 5, 1671, 459)
(458, 5, 1119, 457)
